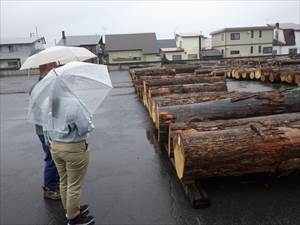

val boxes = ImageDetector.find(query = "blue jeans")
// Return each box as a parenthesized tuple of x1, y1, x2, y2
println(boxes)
(38, 135, 60, 191)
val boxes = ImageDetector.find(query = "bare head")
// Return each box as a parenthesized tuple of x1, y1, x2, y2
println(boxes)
(39, 62, 58, 80)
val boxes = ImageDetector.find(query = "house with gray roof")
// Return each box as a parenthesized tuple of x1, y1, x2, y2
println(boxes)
(267, 22, 300, 55)
(104, 32, 160, 64)
(57, 31, 102, 63)
(0, 36, 45, 70)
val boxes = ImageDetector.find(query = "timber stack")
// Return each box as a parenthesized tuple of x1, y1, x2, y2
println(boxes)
(129, 61, 300, 208)
(224, 57, 300, 86)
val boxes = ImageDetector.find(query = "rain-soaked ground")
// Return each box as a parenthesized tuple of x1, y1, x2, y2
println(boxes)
(1, 71, 300, 225)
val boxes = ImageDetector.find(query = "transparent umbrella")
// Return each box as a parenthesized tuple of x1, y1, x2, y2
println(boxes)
(28, 61, 113, 133)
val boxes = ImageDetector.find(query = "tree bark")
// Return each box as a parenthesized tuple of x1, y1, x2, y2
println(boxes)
(156, 88, 300, 145)
(172, 113, 300, 181)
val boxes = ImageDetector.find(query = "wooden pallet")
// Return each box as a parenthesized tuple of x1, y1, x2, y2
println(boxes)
(169, 158, 210, 209)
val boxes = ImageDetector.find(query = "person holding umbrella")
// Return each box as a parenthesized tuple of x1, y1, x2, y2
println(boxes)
(28, 62, 113, 225)
(29, 62, 60, 200)
(22, 46, 97, 201)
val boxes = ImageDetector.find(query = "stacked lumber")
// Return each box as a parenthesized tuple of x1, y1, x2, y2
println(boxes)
(129, 62, 300, 184)
(225, 57, 300, 86)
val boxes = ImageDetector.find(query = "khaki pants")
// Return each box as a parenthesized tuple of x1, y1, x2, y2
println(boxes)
(50, 140, 89, 220)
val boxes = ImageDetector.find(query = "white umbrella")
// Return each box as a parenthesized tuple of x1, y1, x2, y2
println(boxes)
(20, 46, 97, 70)
(28, 61, 113, 132)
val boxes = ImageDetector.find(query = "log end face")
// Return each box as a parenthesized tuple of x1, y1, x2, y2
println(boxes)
(174, 134, 185, 179)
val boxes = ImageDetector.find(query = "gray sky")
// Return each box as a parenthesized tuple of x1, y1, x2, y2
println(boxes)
(1, 0, 300, 46)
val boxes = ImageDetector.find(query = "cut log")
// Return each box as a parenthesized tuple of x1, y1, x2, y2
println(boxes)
(255, 68, 262, 79)
(149, 91, 230, 124)
(145, 82, 228, 110)
(269, 71, 281, 82)
(249, 71, 256, 79)
(194, 69, 213, 75)
(143, 76, 225, 88)
(157, 88, 300, 145)
(166, 64, 201, 73)
(172, 113, 300, 181)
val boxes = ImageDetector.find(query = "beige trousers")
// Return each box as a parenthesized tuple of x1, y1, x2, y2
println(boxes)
(50, 140, 89, 220)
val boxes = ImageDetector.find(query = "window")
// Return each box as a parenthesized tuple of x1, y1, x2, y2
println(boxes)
(289, 48, 297, 55)
(250, 46, 253, 54)
(188, 54, 197, 59)
(230, 33, 240, 40)
(263, 47, 272, 54)
(259, 30, 262, 38)
(6, 60, 20, 69)
(258, 46, 261, 53)
(251, 30, 254, 38)
(230, 50, 240, 55)
(8, 45, 15, 52)
(172, 55, 182, 61)
(221, 33, 224, 41)
(221, 49, 224, 56)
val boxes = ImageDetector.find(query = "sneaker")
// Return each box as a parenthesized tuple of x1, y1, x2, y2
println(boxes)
(67, 215, 94, 225)
(43, 186, 61, 200)
(66, 205, 89, 218)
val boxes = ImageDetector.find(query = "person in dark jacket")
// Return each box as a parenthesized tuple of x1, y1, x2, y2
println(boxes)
(30, 62, 60, 200)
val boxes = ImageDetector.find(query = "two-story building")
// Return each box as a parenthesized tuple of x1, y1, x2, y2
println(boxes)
(160, 33, 208, 61)
(210, 26, 273, 58)
(104, 33, 160, 64)
(175, 33, 206, 60)
(57, 31, 102, 63)
(267, 23, 300, 55)
(0, 37, 46, 70)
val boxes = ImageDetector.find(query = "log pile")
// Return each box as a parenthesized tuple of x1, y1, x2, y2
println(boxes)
(129, 61, 300, 185)
(224, 57, 300, 86)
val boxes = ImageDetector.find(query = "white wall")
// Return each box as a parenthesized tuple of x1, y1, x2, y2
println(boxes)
(144, 54, 161, 62)
(108, 50, 143, 64)
(215, 44, 273, 58)
(176, 36, 200, 59)
(273, 30, 300, 55)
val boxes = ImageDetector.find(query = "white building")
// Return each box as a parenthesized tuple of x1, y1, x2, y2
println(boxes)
(267, 23, 300, 55)
(0, 37, 45, 70)
(210, 26, 273, 58)
(175, 33, 206, 60)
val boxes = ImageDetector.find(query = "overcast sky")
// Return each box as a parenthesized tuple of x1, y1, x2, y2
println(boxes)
(1, 0, 300, 46)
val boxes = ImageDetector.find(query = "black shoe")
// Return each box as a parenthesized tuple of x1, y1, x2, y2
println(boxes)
(80, 205, 89, 216)
(67, 215, 94, 225)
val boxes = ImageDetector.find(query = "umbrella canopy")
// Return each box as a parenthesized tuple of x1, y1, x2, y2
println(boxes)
(20, 46, 97, 70)
(28, 62, 112, 132)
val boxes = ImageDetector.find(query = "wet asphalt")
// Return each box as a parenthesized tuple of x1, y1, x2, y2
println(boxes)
(1, 71, 300, 225)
